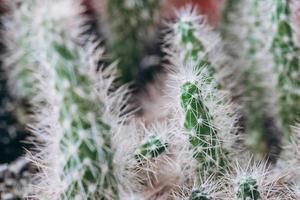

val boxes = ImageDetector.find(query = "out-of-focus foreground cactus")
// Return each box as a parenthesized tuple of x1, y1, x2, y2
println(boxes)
(2, 0, 118, 199)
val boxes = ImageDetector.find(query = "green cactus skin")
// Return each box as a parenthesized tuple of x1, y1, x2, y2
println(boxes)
(242, 0, 282, 160)
(6, 1, 118, 199)
(135, 135, 166, 159)
(236, 177, 261, 200)
(180, 81, 226, 177)
(177, 21, 205, 62)
(219, 0, 283, 162)
(106, 0, 160, 83)
(174, 13, 227, 177)
(189, 188, 212, 200)
(221, 0, 240, 28)
(271, 0, 300, 134)
(176, 19, 213, 74)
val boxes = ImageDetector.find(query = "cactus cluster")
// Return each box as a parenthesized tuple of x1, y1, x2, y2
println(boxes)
(1, 0, 300, 199)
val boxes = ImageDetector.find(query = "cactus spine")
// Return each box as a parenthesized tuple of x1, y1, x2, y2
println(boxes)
(236, 177, 260, 200)
(171, 8, 229, 177)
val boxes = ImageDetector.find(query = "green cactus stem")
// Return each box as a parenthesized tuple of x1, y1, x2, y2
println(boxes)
(5, 0, 118, 199)
(175, 18, 213, 74)
(189, 188, 212, 200)
(106, 0, 160, 82)
(180, 81, 226, 176)
(135, 135, 166, 160)
(271, 0, 300, 134)
(173, 10, 228, 177)
(237, 177, 261, 200)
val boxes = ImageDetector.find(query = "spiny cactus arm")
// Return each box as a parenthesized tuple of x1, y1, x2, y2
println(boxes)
(224, 159, 288, 200)
(271, 0, 300, 133)
(179, 80, 227, 176)
(4, 0, 118, 199)
(110, 119, 196, 199)
(218, 0, 283, 162)
(171, 7, 217, 74)
(105, 0, 160, 82)
(135, 135, 166, 159)
(165, 7, 235, 177)
(239, 0, 282, 161)
(236, 177, 261, 200)
(185, 176, 221, 200)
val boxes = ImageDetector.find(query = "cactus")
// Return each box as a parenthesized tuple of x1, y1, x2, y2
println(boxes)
(271, 0, 300, 133)
(2, 0, 300, 199)
(179, 80, 227, 176)
(135, 135, 166, 159)
(165, 7, 235, 178)
(224, 159, 288, 200)
(219, 0, 283, 162)
(3, 0, 118, 199)
(104, 0, 160, 82)
(236, 177, 260, 200)
(189, 189, 212, 200)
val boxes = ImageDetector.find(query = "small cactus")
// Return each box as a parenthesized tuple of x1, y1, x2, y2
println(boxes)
(165, 7, 235, 178)
(236, 177, 260, 200)
(189, 188, 212, 200)
(135, 135, 166, 159)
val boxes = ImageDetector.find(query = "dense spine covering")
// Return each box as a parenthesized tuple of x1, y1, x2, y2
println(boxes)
(3, 0, 118, 199)
(2, 0, 300, 199)
(168, 7, 232, 177)
(224, 160, 287, 200)
(220, 0, 282, 162)
(163, 7, 237, 199)
(238, 0, 282, 160)
(180, 80, 227, 176)
(271, 0, 300, 133)
(105, 0, 160, 82)
(135, 135, 166, 159)
(236, 177, 260, 200)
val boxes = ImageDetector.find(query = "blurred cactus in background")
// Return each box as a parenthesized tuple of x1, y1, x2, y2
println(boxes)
(271, 0, 300, 134)
(103, 0, 160, 83)
(1, 0, 300, 199)
(220, 0, 282, 162)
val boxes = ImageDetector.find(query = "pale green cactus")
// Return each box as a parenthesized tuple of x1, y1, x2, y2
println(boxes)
(174, 13, 213, 74)
(105, 0, 160, 82)
(180, 81, 227, 176)
(271, 0, 300, 134)
(171, 8, 229, 177)
(239, 0, 282, 160)
(189, 188, 212, 200)
(135, 135, 166, 159)
(4, 0, 118, 199)
(219, 0, 283, 162)
(236, 177, 261, 200)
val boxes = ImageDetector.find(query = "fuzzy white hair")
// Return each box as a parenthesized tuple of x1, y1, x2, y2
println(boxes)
(223, 156, 292, 200)
(2, 0, 121, 199)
